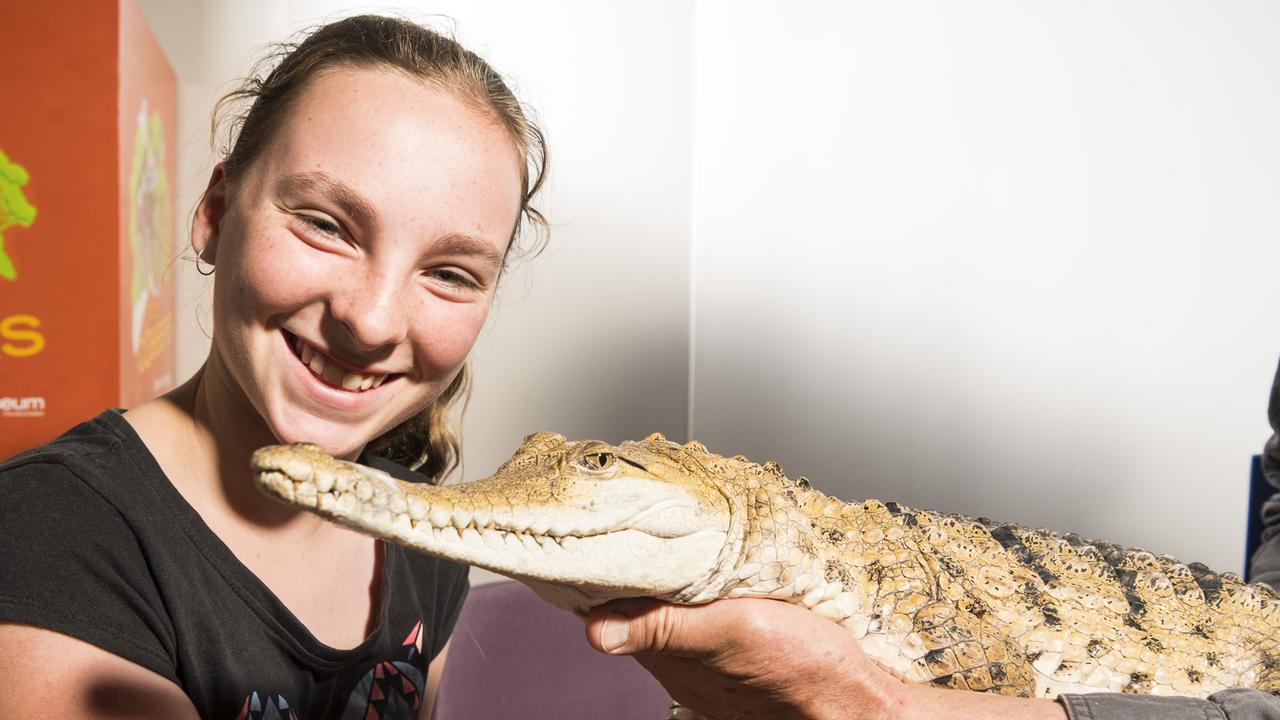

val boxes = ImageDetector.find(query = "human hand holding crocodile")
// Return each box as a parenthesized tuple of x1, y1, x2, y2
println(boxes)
(584, 596, 1068, 720)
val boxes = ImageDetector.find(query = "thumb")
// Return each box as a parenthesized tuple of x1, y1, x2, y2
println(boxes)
(584, 598, 726, 658)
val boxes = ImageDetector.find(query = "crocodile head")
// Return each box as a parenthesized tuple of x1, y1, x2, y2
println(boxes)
(252, 432, 757, 613)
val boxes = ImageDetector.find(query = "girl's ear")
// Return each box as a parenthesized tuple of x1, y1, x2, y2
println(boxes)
(192, 163, 229, 265)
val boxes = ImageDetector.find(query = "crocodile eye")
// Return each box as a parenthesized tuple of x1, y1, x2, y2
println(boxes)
(579, 452, 615, 471)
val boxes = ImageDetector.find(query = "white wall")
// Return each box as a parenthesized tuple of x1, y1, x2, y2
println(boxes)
(690, 0, 1280, 573)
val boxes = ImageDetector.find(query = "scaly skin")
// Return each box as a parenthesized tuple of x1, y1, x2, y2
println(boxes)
(252, 432, 1280, 701)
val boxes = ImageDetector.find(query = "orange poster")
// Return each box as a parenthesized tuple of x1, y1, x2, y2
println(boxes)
(0, 0, 176, 459)
(118, 0, 178, 407)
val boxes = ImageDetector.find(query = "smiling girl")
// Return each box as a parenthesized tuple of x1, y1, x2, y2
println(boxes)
(0, 15, 545, 718)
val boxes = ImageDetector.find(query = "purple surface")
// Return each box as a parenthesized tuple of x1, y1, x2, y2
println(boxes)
(433, 580, 672, 720)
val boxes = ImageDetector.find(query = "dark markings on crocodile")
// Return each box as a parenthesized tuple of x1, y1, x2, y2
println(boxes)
(865, 561, 886, 585)
(989, 663, 1008, 682)
(988, 525, 1062, 587)
(902, 512, 920, 529)
(1187, 669, 1203, 684)
(1145, 637, 1164, 653)
(1262, 652, 1280, 672)
(824, 560, 850, 584)
(1193, 624, 1212, 640)
(1086, 640, 1106, 658)
(1114, 569, 1149, 617)
(1188, 563, 1224, 605)
(1126, 672, 1151, 693)
(1027, 650, 1043, 663)
(1206, 652, 1220, 668)
(884, 501, 903, 515)
(823, 528, 844, 544)
(1017, 580, 1062, 627)
(960, 596, 990, 619)
(939, 557, 965, 578)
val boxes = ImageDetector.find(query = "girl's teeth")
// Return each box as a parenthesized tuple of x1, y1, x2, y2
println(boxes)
(296, 338, 386, 392)
(321, 363, 344, 387)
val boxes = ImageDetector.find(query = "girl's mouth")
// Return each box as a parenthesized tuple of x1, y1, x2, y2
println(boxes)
(283, 330, 394, 393)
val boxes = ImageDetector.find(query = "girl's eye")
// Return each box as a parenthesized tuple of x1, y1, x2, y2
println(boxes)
(298, 214, 341, 236)
(428, 268, 480, 289)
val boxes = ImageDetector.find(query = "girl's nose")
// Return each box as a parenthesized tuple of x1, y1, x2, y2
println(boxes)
(327, 268, 409, 351)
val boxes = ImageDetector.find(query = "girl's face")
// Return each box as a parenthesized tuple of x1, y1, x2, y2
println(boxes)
(194, 66, 522, 458)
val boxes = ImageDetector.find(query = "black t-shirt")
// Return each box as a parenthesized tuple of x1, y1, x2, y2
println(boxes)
(0, 410, 469, 719)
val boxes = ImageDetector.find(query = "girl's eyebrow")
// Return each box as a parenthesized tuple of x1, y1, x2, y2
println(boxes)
(433, 232, 504, 266)
(276, 171, 378, 226)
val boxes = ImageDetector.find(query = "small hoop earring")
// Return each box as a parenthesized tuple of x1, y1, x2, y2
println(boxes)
(195, 250, 215, 276)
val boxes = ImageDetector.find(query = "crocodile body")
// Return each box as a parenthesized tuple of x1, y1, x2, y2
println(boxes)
(252, 432, 1280, 700)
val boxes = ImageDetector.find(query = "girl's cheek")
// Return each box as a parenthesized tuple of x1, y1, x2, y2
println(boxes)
(413, 307, 488, 363)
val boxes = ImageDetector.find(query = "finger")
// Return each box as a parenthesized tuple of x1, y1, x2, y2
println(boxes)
(584, 599, 746, 659)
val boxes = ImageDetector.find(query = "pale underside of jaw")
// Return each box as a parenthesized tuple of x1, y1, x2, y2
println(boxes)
(255, 461, 727, 606)
(291, 335, 387, 392)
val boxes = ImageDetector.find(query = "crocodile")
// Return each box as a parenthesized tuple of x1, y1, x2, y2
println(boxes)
(252, 431, 1280, 702)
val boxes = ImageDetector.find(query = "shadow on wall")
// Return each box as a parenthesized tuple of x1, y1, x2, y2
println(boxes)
(462, 296, 691, 482)
(689, 299, 1155, 554)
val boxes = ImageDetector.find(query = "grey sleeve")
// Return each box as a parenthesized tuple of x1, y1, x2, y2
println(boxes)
(1256, 358, 1280, 585)
(1058, 689, 1280, 720)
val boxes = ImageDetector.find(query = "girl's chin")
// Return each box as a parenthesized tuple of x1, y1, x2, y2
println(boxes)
(267, 413, 376, 459)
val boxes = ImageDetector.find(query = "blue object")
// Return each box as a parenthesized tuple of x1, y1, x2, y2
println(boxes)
(1246, 454, 1270, 580)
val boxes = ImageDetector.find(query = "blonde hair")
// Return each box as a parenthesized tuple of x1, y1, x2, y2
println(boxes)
(212, 15, 548, 480)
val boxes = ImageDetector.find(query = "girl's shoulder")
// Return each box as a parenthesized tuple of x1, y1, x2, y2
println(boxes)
(0, 409, 183, 684)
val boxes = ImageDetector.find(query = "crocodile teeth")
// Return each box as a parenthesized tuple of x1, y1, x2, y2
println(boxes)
(428, 506, 452, 528)
(482, 529, 506, 551)
(294, 481, 318, 508)
(451, 509, 473, 530)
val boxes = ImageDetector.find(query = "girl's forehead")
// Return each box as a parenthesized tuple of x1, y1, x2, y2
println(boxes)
(246, 66, 523, 237)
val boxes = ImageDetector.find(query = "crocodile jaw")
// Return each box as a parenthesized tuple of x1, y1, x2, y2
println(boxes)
(252, 444, 730, 611)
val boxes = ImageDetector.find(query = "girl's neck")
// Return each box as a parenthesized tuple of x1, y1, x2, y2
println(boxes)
(127, 352, 323, 532)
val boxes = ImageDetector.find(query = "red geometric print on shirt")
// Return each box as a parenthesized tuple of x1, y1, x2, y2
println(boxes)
(234, 691, 299, 720)
(340, 620, 427, 720)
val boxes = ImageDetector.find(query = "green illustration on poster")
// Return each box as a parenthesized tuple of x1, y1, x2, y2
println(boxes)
(128, 99, 173, 370)
(0, 148, 37, 281)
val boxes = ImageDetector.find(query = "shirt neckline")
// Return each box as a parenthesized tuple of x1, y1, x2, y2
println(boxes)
(98, 408, 394, 667)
